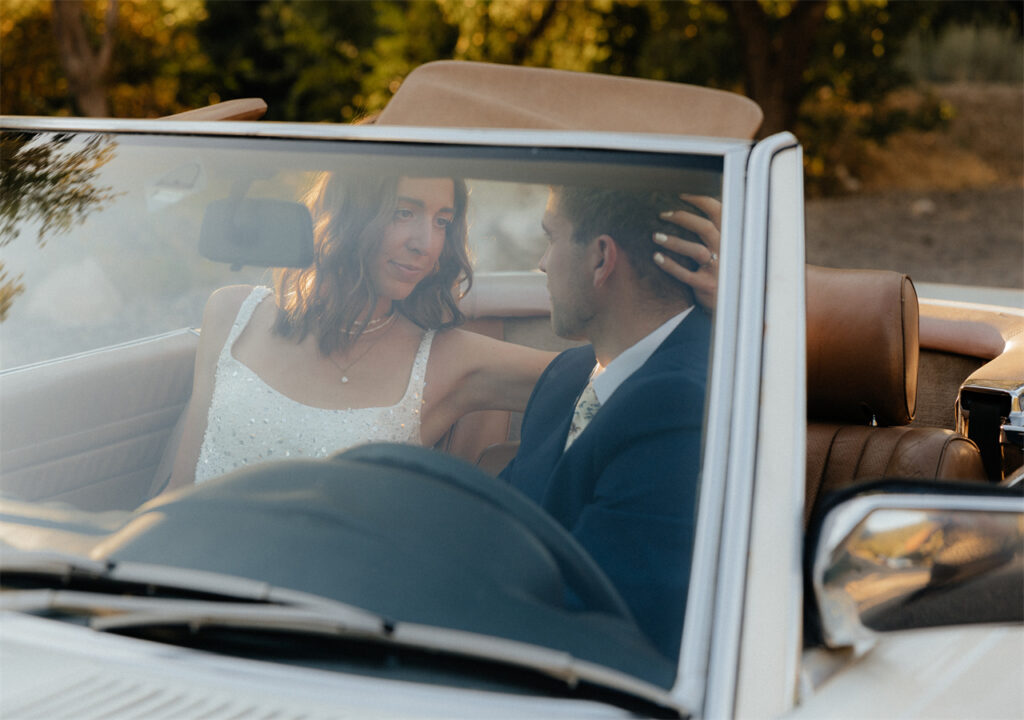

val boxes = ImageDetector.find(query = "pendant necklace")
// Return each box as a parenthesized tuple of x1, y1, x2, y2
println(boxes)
(330, 313, 396, 384)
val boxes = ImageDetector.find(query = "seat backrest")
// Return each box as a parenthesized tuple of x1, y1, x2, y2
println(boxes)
(2, 330, 197, 510)
(805, 266, 987, 524)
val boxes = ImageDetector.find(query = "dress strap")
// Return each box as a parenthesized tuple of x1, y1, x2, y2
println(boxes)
(399, 329, 435, 406)
(219, 286, 272, 362)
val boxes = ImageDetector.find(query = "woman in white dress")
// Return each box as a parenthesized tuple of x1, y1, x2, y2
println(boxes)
(168, 172, 720, 490)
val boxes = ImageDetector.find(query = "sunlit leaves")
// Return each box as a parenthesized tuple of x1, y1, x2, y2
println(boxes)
(0, 132, 120, 245)
(1, 0, 207, 117)
(1, 0, 1020, 193)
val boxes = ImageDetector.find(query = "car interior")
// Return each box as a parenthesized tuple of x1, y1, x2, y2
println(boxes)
(1, 61, 1020, 566)
(1, 262, 1020, 516)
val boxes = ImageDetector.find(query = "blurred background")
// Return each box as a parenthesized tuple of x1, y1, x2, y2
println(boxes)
(2, 0, 1022, 292)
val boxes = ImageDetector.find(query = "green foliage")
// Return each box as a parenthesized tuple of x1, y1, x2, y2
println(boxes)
(900, 22, 1024, 83)
(0, 262, 25, 322)
(0, 131, 121, 321)
(0, 132, 120, 245)
(0, 0, 208, 117)
(192, 0, 382, 121)
(1, 0, 1021, 194)
(1, 1, 72, 116)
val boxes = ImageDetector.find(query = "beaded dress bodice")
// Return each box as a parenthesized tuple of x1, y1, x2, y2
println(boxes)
(195, 287, 433, 484)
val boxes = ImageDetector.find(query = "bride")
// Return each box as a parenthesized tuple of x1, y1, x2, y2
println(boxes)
(168, 172, 719, 490)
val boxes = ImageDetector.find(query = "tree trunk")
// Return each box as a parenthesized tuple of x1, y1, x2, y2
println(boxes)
(51, 0, 117, 117)
(722, 0, 827, 137)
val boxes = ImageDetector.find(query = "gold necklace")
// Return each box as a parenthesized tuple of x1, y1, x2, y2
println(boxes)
(329, 317, 395, 384)
(348, 312, 396, 335)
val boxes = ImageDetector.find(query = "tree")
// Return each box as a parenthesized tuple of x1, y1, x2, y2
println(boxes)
(193, 0, 382, 122)
(1, 0, 209, 118)
(51, 0, 118, 116)
(721, 0, 829, 137)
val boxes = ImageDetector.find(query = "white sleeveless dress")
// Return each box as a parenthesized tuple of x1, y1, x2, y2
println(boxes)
(195, 286, 434, 484)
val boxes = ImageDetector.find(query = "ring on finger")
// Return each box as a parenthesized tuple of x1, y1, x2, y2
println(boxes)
(701, 252, 719, 269)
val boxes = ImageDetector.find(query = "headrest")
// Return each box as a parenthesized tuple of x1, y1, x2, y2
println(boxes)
(806, 266, 919, 426)
(376, 61, 763, 140)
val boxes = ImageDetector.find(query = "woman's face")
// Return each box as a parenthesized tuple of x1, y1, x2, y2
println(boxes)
(372, 177, 456, 302)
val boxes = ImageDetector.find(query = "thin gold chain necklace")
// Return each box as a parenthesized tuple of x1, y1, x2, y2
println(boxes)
(329, 315, 396, 384)
(348, 311, 396, 335)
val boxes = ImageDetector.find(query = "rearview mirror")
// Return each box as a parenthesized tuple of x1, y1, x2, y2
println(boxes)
(199, 198, 314, 269)
(810, 483, 1024, 648)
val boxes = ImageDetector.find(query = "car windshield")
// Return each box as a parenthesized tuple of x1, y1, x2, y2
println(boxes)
(2, 130, 722, 367)
(1, 125, 726, 697)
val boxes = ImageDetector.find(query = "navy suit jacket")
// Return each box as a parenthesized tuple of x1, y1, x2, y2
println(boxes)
(500, 310, 711, 660)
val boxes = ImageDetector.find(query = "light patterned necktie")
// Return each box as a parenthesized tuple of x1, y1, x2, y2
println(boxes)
(564, 381, 601, 450)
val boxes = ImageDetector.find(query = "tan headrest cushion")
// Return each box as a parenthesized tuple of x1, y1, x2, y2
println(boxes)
(376, 61, 763, 139)
(806, 266, 919, 426)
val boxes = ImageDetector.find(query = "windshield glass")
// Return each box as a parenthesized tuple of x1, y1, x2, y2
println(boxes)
(1, 127, 724, 692)
(1, 131, 720, 367)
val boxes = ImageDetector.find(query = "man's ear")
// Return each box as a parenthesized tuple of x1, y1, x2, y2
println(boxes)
(590, 234, 619, 289)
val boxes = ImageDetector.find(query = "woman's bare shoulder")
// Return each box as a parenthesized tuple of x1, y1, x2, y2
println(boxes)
(198, 284, 262, 345)
(203, 284, 262, 325)
(206, 284, 260, 315)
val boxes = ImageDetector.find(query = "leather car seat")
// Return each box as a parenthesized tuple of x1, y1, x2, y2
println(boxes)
(804, 266, 988, 525)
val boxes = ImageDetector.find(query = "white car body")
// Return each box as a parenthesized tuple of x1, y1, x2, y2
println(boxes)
(1, 105, 1021, 719)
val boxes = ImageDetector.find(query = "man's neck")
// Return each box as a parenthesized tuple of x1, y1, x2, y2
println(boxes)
(588, 299, 691, 368)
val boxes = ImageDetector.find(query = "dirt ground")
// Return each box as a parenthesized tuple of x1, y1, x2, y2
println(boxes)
(804, 83, 1023, 289)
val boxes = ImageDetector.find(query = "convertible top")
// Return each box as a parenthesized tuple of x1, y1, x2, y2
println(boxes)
(376, 60, 763, 139)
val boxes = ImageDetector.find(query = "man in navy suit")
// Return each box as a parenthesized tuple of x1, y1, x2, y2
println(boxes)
(500, 186, 713, 661)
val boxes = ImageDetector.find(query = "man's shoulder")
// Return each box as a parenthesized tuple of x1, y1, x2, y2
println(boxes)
(539, 344, 595, 384)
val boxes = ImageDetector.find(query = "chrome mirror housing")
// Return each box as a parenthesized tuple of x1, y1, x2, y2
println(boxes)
(811, 487, 1024, 649)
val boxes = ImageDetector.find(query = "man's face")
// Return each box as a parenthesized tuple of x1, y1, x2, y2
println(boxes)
(539, 191, 596, 340)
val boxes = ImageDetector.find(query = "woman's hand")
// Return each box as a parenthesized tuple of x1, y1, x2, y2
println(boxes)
(653, 194, 721, 312)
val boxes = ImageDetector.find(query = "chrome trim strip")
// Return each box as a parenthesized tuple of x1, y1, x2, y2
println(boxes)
(671, 145, 751, 710)
(0, 328, 198, 376)
(702, 132, 800, 719)
(816, 493, 1024, 566)
(0, 116, 750, 157)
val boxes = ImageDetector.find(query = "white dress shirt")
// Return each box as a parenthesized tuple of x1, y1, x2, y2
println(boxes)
(589, 306, 694, 405)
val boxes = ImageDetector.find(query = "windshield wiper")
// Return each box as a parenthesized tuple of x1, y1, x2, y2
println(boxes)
(97, 596, 676, 710)
(0, 588, 387, 637)
(0, 548, 111, 577)
(1, 550, 681, 713)
(0, 548, 347, 608)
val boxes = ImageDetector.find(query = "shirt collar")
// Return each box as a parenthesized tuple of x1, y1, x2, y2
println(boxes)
(590, 306, 694, 405)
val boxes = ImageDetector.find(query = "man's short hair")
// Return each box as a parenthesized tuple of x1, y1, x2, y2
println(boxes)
(552, 186, 707, 303)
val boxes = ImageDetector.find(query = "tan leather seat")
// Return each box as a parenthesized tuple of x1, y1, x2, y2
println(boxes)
(805, 266, 987, 524)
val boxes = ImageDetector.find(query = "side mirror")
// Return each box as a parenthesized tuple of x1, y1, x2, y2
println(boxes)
(810, 482, 1023, 648)
(199, 198, 314, 270)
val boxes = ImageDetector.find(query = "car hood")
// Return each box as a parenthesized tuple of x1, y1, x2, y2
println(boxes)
(792, 625, 1024, 719)
(0, 612, 630, 720)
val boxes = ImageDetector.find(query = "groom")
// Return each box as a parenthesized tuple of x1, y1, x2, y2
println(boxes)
(500, 185, 712, 661)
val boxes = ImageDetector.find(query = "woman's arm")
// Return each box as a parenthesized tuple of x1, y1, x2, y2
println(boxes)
(654, 194, 721, 312)
(420, 329, 557, 444)
(165, 285, 253, 493)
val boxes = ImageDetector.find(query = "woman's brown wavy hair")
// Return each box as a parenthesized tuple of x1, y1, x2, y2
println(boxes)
(273, 172, 472, 355)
